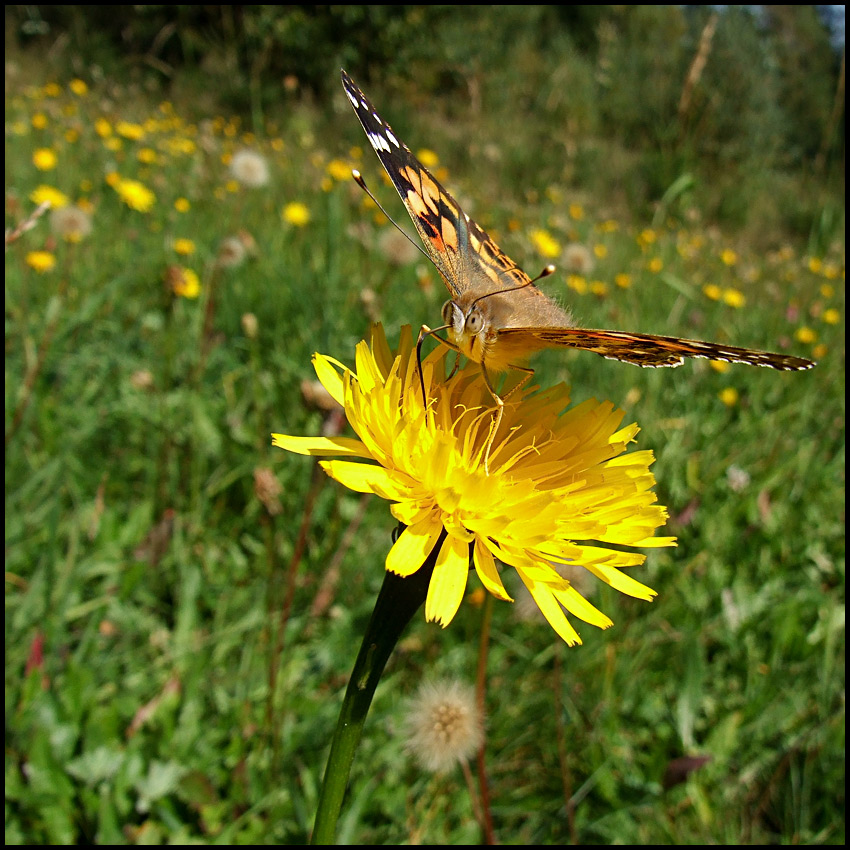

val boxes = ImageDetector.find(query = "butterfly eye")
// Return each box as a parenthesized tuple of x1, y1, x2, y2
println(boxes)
(466, 308, 484, 334)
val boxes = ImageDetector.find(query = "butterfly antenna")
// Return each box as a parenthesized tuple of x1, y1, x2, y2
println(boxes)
(469, 263, 556, 310)
(351, 170, 435, 267)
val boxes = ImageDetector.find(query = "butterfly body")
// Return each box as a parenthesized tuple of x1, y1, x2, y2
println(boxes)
(341, 69, 815, 378)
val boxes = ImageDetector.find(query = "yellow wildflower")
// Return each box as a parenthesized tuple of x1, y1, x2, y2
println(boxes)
(282, 202, 311, 227)
(33, 148, 58, 171)
(25, 251, 56, 273)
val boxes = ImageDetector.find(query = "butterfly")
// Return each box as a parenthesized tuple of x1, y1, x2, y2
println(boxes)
(341, 70, 814, 465)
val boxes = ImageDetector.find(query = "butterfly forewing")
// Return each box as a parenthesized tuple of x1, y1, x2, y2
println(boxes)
(498, 328, 815, 371)
(341, 70, 534, 299)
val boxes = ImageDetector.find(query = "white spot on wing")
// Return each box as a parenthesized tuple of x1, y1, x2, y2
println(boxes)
(385, 128, 400, 148)
(344, 89, 358, 108)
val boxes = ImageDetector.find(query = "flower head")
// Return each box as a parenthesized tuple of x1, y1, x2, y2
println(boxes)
(230, 149, 270, 188)
(274, 325, 674, 645)
(50, 205, 92, 242)
(402, 679, 484, 773)
(113, 178, 156, 213)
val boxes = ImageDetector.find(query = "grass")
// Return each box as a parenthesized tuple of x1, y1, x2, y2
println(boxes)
(4, 58, 845, 845)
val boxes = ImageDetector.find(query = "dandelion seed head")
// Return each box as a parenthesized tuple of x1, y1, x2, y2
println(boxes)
(230, 149, 270, 188)
(402, 679, 484, 773)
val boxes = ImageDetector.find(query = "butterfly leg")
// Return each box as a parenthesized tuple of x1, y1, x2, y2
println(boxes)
(416, 323, 458, 406)
(480, 364, 535, 475)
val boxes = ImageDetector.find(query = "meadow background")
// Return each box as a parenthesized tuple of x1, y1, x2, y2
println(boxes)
(5, 5, 845, 844)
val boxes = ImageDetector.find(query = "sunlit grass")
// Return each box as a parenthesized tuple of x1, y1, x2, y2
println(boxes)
(5, 65, 844, 845)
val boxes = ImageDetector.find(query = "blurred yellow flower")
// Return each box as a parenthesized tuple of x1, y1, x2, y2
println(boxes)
(282, 202, 311, 227)
(167, 266, 201, 299)
(137, 147, 158, 164)
(647, 257, 663, 273)
(33, 148, 58, 171)
(173, 238, 196, 256)
(710, 361, 730, 374)
(416, 148, 439, 168)
(703, 283, 722, 300)
(25, 251, 57, 273)
(593, 243, 608, 259)
(30, 185, 70, 209)
(722, 288, 746, 308)
(43, 83, 61, 97)
(590, 280, 609, 296)
(820, 284, 835, 298)
(174, 197, 191, 213)
(569, 203, 584, 221)
(720, 249, 738, 266)
(274, 324, 674, 645)
(807, 257, 823, 274)
(822, 308, 840, 325)
(637, 228, 657, 248)
(597, 219, 619, 233)
(812, 343, 828, 359)
(567, 274, 588, 294)
(327, 158, 354, 182)
(32, 113, 48, 130)
(94, 118, 112, 138)
(614, 273, 632, 289)
(794, 326, 817, 344)
(69, 79, 88, 96)
(719, 387, 739, 407)
(113, 178, 156, 212)
(530, 229, 561, 259)
(116, 121, 145, 141)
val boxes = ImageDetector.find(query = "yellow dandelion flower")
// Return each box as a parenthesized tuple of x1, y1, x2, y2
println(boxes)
(25, 251, 57, 273)
(614, 273, 632, 289)
(822, 265, 839, 281)
(32, 113, 48, 130)
(69, 79, 88, 96)
(794, 326, 817, 344)
(719, 387, 739, 407)
(820, 283, 835, 298)
(166, 266, 201, 299)
(274, 325, 674, 646)
(29, 185, 70, 209)
(710, 361, 730, 374)
(590, 280, 609, 297)
(282, 202, 311, 227)
(568, 203, 584, 221)
(720, 249, 738, 266)
(33, 148, 58, 171)
(43, 83, 61, 97)
(104, 138, 122, 152)
(593, 243, 608, 259)
(137, 147, 158, 164)
(812, 343, 828, 359)
(327, 158, 354, 182)
(116, 121, 145, 141)
(94, 118, 112, 138)
(703, 283, 722, 301)
(647, 257, 663, 274)
(530, 229, 561, 259)
(417, 148, 439, 168)
(173, 238, 196, 256)
(174, 197, 191, 213)
(113, 178, 156, 213)
(567, 274, 588, 294)
(722, 288, 746, 308)
(320, 176, 334, 193)
(822, 308, 840, 325)
(271, 138, 285, 152)
(808, 257, 823, 274)
(637, 228, 657, 248)
(597, 219, 619, 233)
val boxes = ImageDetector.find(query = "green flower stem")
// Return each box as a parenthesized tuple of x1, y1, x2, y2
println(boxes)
(310, 529, 442, 845)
